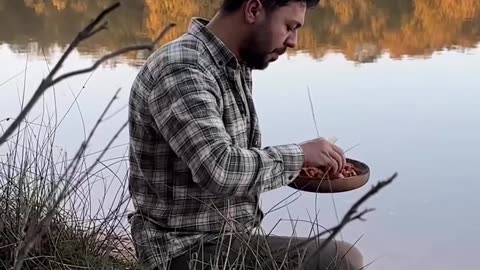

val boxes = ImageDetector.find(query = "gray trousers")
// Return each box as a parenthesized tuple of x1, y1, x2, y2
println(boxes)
(165, 234, 363, 270)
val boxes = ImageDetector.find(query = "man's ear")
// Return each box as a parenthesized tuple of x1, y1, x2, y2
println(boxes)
(244, 0, 264, 24)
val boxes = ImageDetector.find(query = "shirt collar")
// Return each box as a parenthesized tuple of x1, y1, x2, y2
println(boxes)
(187, 17, 240, 69)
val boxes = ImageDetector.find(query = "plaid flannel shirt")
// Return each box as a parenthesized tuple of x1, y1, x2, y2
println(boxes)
(128, 18, 304, 270)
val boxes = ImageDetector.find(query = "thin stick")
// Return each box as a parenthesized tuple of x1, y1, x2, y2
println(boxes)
(307, 86, 320, 138)
(8, 2, 175, 268)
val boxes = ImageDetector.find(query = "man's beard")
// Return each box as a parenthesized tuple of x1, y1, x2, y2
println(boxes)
(240, 27, 274, 70)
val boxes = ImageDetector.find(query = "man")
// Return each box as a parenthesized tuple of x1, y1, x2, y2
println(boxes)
(128, 0, 363, 269)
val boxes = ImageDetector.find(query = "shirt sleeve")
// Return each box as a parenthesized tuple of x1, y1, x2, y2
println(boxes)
(148, 62, 304, 196)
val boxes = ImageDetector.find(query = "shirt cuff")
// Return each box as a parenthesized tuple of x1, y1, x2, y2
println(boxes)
(272, 144, 304, 183)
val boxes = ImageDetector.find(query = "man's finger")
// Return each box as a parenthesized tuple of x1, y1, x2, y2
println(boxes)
(328, 150, 343, 174)
(331, 144, 346, 172)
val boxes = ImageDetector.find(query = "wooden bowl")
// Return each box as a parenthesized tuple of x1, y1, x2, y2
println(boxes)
(288, 158, 370, 193)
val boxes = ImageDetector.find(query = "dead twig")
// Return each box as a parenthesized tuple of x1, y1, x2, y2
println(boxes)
(0, 1, 175, 146)
(292, 172, 398, 269)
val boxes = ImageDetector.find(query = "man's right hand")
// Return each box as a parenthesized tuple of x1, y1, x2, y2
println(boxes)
(299, 138, 346, 175)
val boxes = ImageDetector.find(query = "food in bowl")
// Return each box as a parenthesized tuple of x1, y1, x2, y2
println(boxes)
(299, 162, 358, 180)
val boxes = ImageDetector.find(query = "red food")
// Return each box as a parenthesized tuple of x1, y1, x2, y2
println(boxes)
(299, 162, 358, 180)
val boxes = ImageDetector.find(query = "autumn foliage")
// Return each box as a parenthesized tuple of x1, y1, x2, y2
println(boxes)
(0, 0, 479, 63)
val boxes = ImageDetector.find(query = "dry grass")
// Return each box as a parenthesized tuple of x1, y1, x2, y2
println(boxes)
(0, 90, 138, 269)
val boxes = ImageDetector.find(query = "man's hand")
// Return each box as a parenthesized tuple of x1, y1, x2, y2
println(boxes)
(299, 138, 346, 175)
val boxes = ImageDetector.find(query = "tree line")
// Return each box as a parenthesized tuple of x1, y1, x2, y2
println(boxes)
(1, 0, 479, 63)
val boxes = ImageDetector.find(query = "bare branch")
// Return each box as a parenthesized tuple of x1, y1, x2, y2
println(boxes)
(52, 22, 175, 87)
(81, 3, 120, 36)
(47, 2, 120, 80)
(83, 22, 109, 40)
(0, 1, 175, 146)
(291, 172, 398, 269)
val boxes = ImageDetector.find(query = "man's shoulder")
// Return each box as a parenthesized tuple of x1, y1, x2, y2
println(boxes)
(146, 33, 213, 76)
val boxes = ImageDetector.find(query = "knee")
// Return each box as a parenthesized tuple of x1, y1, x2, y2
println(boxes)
(304, 239, 364, 270)
(330, 240, 364, 269)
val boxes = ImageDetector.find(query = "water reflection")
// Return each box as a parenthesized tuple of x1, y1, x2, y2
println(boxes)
(1, 1, 480, 270)
(1, 0, 479, 64)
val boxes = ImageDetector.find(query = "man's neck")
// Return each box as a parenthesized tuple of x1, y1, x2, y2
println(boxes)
(206, 12, 245, 62)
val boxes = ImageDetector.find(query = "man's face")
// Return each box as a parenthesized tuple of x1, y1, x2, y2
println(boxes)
(240, 1, 306, 69)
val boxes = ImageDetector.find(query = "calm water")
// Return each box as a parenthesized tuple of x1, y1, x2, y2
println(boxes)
(1, 1, 480, 269)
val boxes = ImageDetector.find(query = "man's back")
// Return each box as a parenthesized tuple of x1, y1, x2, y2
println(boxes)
(128, 18, 304, 269)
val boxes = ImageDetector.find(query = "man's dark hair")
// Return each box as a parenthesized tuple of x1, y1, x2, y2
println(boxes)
(221, 0, 320, 13)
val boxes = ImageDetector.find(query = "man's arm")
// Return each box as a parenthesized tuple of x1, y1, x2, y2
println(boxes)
(148, 61, 304, 196)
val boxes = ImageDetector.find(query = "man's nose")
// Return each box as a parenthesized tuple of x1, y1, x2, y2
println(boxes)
(285, 31, 297, 48)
